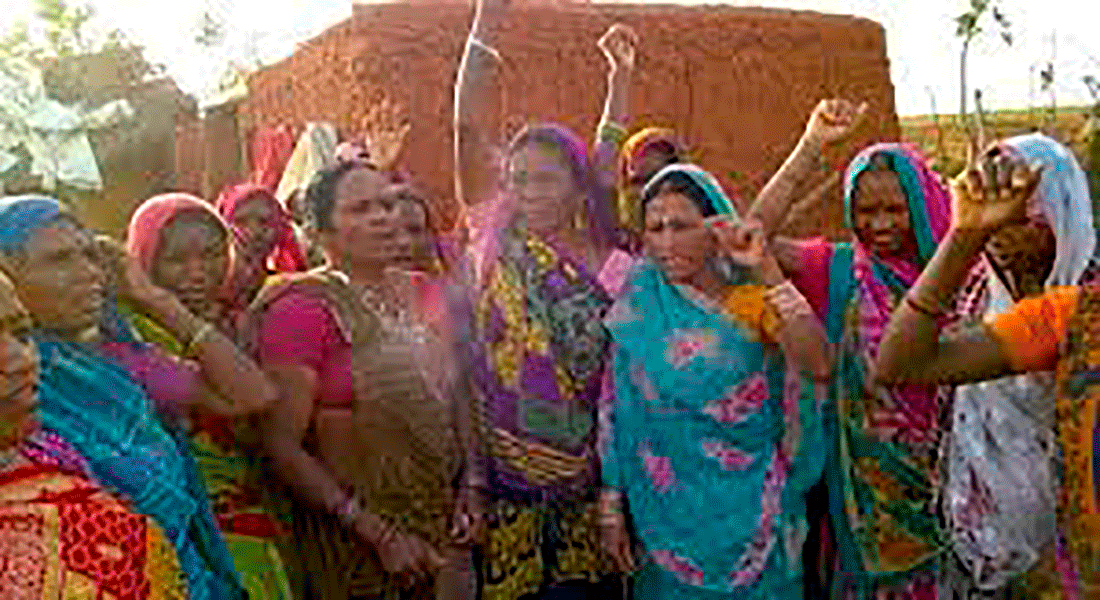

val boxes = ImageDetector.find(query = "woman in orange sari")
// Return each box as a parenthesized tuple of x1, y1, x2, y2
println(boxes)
(0, 271, 190, 598)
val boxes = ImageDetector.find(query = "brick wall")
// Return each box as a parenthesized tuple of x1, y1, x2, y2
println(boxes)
(239, 2, 899, 238)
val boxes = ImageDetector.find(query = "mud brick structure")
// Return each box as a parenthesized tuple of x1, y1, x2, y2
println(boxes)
(239, 2, 899, 238)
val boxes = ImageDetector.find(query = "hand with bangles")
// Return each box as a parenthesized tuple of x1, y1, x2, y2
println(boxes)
(344, 501, 446, 587)
(706, 215, 765, 269)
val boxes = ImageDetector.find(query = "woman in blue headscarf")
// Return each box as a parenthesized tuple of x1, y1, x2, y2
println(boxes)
(0, 195, 276, 600)
(599, 164, 830, 599)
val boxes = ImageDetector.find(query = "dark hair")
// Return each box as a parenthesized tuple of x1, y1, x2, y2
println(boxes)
(640, 171, 717, 218)
(303, 161, 367, 231)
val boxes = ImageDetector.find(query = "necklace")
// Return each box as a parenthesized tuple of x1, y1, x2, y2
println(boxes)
(356, 283, 427, 345)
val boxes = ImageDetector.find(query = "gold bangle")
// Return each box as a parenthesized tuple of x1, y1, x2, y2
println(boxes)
(183, 321, 216, 358)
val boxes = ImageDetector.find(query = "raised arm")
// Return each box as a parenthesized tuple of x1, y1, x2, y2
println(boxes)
(875, 147, 1044, 386)
(592, 24, 637, 193)
(454, 0, 507, 212)
(748, 99, 867, 238)
(712, 217, 831, 379)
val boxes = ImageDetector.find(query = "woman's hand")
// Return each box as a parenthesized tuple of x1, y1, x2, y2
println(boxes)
(361, 98, 410, 171)
(601, 512, 635, 573)
(950, 144, 1043, 235)
(708, 216, 766, 269)
(116, 250, 174, 315)
(598, 23, 638, 73)
(802, 99, 868, 147)
(450, 485, 485, 547)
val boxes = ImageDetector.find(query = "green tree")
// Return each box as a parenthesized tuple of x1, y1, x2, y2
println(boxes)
(955, 0, 1012, 139)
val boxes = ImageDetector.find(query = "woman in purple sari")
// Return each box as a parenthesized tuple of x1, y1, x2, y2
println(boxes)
(452, 0, 637, 597)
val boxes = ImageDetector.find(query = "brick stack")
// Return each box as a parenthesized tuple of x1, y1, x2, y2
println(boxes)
(239, 2, 899, 238)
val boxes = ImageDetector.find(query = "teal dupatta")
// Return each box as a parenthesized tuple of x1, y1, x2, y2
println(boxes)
(603, 165, 823, 597)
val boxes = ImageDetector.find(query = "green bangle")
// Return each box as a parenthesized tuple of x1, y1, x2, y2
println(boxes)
(600, 122, 628, 148)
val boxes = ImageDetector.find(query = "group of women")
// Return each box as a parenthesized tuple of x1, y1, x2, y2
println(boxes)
(2, 0, 1099, 597)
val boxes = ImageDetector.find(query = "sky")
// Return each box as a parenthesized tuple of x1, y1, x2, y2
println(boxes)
(3, 0, 1099, 116)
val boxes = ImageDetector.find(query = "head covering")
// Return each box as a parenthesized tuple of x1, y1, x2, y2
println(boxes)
(0, 194, 242, 599)
(0, 194, 64, 254)
(620, 127, 681, 184)
(249, 124, 295, 192)
(1002, 132, 1096, 290)
(126, 192, 230, 276)
(216, 183, 307, 273)
(943, 133, 1095, 594)
(843, 143, 951, 267)
(642, 163, 738, 220)
(508, 123, 616, 247)
(604, 163, 822, 594)
(275, 122, 338, 205)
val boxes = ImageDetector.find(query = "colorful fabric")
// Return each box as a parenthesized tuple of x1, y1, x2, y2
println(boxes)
(0, 195, 244, 599)
(810, 144, 954, 599)
(1043, 284, 1100, 598)
(125, 193, 231, 276)
(216, 183, 307, 274)
(127, 192, 294, 600)
(0, 430, 190, 600)
(479, 497, 604, 600)
(602, 164, 823, 597)
(943, 133, 1097, 595)
(619, 127, 680, 185)
(616, 127, 681, 236)
(250, 125, 296, 193)
(275, 122, 338, 206)
(985, 287, 1077, 372)
(247, 268, 463, 598)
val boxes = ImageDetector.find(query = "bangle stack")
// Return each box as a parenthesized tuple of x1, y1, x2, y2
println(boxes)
(904, 293, 946, 318)
(599, 121, 628, 149)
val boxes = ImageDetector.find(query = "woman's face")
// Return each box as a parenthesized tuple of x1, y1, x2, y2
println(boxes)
(643, 190, 717, 284)
(14, 222, 104, 334)
(231, 195, 278, 263)
(851, 170, 916, 258)
(152, 212, 230, 314)
(507, 142, 580, 235)
(393, 195, 433, 271)
(325, 167, 402, 269)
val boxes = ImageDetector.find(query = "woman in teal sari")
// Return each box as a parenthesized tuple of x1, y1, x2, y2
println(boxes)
(600, 164, 831, 599)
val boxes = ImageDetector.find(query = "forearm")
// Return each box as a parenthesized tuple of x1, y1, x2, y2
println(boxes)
(760, 257, 831, 379)
(877, 228, 988, 381)
(143, 294, 275, 415)
(454, 32, 502, 211)
(749, 135, 823, 238)
(593, 67, 631, 190)
(265, 430, 355, 515)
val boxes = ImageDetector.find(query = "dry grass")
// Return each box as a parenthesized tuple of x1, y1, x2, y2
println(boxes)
(899, 105, 1096, 172)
